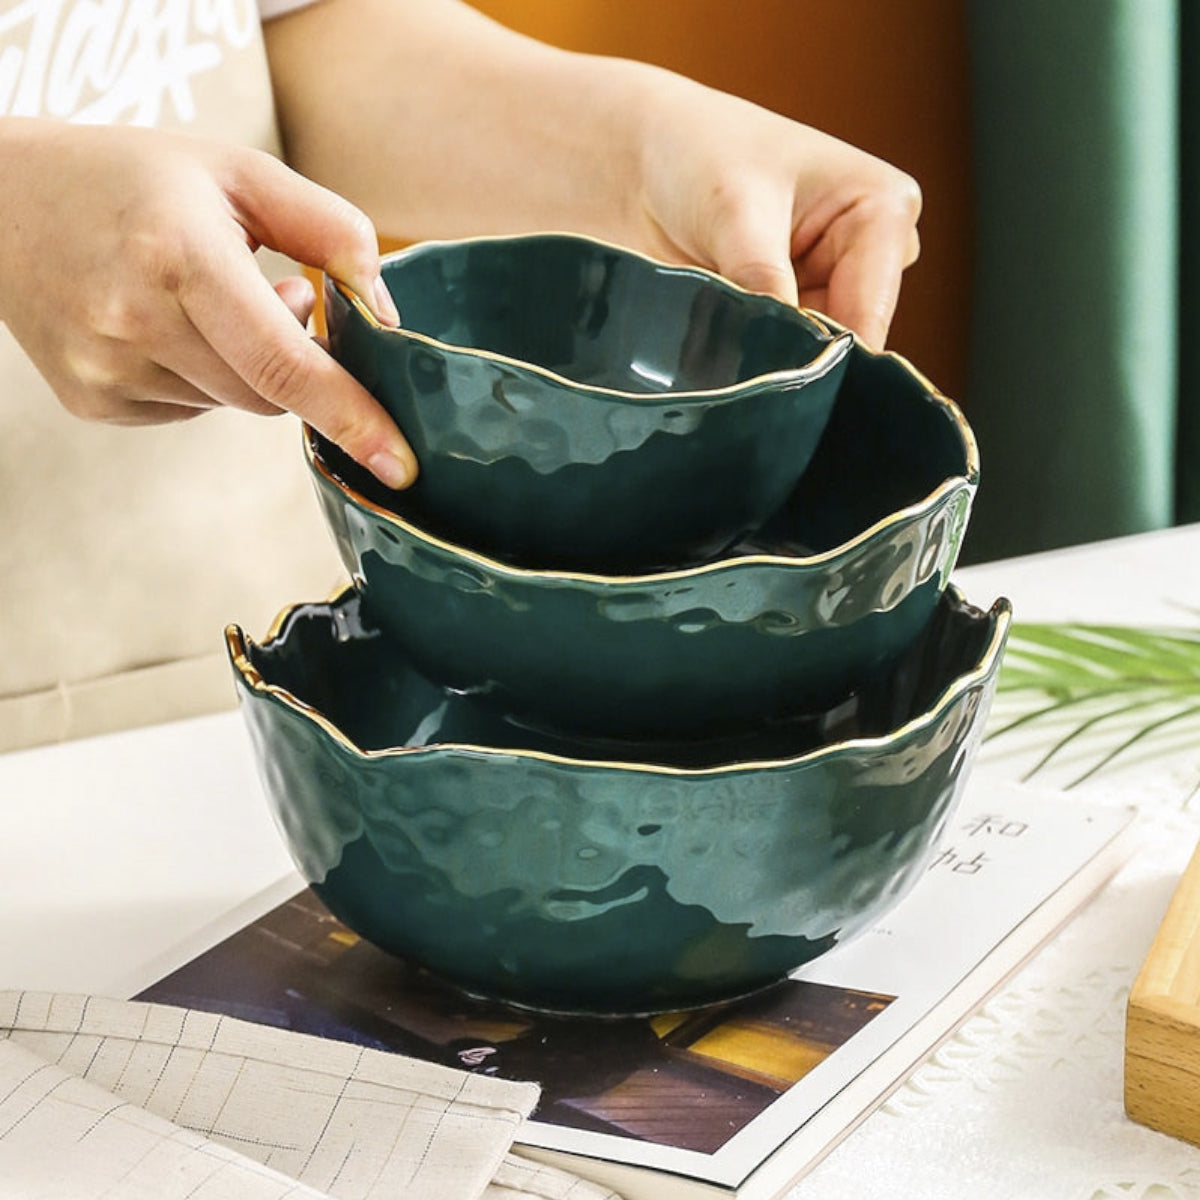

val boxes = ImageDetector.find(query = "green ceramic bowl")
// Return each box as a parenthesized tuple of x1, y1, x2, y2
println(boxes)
(228, 584, 1011, 1016)
(305, 338, 979, 740)
(324, 232, 852, 571)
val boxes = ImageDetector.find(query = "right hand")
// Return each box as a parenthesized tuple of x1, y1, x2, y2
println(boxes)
(0, 117, 417, 488)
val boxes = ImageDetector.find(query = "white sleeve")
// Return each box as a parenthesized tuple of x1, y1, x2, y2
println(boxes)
(258, 0, 322, 18)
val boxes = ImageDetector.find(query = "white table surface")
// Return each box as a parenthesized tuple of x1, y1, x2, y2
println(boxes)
(4, 522, 1200, 1196)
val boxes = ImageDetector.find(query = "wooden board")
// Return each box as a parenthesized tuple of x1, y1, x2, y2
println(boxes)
(1126, 838, 1200, 1143)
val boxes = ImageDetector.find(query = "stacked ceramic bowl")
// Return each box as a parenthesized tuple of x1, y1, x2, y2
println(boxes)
(227, 233, 1012, 1017)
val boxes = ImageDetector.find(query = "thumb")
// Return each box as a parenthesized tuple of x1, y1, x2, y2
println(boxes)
(225, 148, 400, 327)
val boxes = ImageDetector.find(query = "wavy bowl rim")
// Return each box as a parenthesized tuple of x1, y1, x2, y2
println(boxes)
(303, 402, 978, 586)
(226, 584, 1012, 778)
(329, 230, 855, 403)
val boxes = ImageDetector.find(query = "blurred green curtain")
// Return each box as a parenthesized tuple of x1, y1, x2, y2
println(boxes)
(962, 0, 1200, 563)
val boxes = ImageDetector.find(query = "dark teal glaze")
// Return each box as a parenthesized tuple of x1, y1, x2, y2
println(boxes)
(228, 585, 1011, 1016)
(324, 233, 852, 571)
(305, 338, 979, 740)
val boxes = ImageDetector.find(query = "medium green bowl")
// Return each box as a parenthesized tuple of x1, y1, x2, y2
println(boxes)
(228, 584, 1011, 1017)
(324, 232, 852, 572)
(305, 338, 979, 740)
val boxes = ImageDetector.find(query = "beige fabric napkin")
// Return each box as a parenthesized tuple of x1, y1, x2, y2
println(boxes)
(0, 992, 619, 1200)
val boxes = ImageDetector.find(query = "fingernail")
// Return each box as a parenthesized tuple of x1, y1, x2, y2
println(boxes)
(373, 276, 400, 327)
(367, 447, 415, 489)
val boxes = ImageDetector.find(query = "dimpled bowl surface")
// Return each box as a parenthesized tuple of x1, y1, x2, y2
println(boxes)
(306, 338, 979, 740)
(228, 584, 1011, 1017)
(324, 232, 852, 571)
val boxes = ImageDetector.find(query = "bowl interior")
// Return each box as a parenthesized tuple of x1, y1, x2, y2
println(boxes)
(244, 584, 1001, 770)
(310, 337, 972, 566)
(736, 343, 976, 555)
(376, 234, 834, 394)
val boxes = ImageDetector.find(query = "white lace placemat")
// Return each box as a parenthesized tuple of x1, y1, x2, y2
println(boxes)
(786, 753, 1200, 1199)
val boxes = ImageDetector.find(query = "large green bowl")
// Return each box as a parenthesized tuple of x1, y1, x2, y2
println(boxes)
(324, 232, 851, 572)
(306, 338, 979, 740)
(228, 584, 1010, 1016)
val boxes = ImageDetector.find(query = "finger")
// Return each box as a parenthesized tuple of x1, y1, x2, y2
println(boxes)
(130, 364, 224, 410)
(703, 189, 800, 307)
(52, 345, 247, 421)
(146, 321, 287, 416)
(180, 241, 418, 488)
(225, 152, 400, 328)
(130, 280, 300, 416)
(822, 217, 916, 350)
(155, 340, 286, 417)
(796, 187, 922, 349)
(797, 284, 831, 318)
(274, 274, 316, 328)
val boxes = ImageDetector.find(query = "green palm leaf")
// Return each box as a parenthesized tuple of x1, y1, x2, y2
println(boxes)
(988, 621, 1200, 788)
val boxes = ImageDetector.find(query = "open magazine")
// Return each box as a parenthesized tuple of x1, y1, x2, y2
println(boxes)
(137, 778, 1136, 1200)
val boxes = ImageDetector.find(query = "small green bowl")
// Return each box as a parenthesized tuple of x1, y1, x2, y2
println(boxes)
(324, 232, 851, 572)
(228, 584, 1010, 1016)
(305, 338, 979, 740)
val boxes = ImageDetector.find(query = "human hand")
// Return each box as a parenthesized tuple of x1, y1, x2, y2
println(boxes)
(628, 73, 921, 349)
(260, 1, 916, 353)
(0, 118, 416, 487)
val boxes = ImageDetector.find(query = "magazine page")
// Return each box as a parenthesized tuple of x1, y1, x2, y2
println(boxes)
(138, 779, 1134, 1195)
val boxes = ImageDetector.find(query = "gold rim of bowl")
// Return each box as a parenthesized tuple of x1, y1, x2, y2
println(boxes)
(330, 231, 854, 402)
(226, 585, 1012, 776)
(302, 416, 979, 586)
